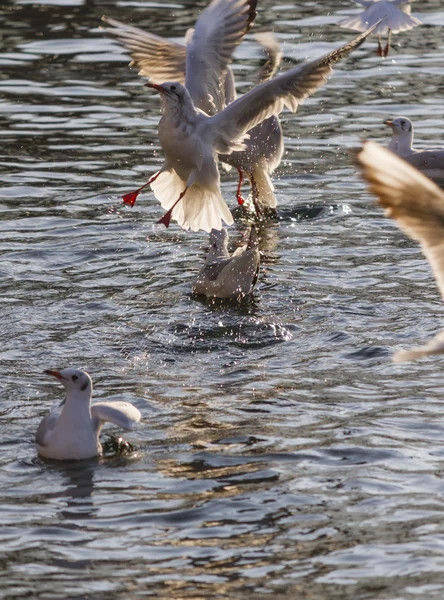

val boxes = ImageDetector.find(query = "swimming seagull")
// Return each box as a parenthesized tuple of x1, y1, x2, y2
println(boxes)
(356, 141, 444, 362)
(338, 0, 421, 57)
(193, 227, 259, 299)
(123, 25, 378, 233)
(385, 117, 444, 182)
(102, 11, 284, 216)
(36, 368, 141, 460)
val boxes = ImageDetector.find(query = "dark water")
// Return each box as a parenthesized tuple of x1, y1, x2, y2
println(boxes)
(2, 0, 444, 598)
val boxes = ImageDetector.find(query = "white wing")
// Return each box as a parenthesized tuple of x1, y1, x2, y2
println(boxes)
(185, 0, 257, 114)
(91, 401, 141, 431)
(339, 1, 421, 34)
(206, 25, 377, 155)
(101, 16, 186, 84)
(35, 410, 60, 447)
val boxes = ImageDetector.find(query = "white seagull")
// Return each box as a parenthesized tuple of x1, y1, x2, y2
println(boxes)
(338, 0, 421, 57)
(102, 10, 284, 217)
(121, 25, 377, 233)
(385, 117, 444, 182)
(356, 141, 444, 362)
(36, 368, 141, 460)
(193, 227, 259, 299)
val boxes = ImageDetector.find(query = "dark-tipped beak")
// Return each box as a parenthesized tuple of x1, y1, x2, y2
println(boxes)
(145, 82, 166, 94)
(384, 120, 394, 128)
(44, 370, 66, 381)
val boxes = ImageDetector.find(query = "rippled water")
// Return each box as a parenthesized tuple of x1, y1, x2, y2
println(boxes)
(2, 0, 444, 597)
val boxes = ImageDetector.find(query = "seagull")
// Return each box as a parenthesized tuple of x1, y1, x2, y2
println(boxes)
(385, 117, 444, 182)
(102, 10, 284, 216)
(338, 0, 421, 57)
(120, 25, 378, 233)
(356, 141, 444, 362)
(192, 226, 259, 298)
(36, 368, 141, 460)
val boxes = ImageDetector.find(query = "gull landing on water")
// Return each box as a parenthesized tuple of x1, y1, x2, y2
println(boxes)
(356, 141, 444, 362)
(385, 117, 444, 183)
(193, 227, 260, 299)
(123, 24, 380, 233)
(36, 368, 141, 460)
(338, 0, 421, 57)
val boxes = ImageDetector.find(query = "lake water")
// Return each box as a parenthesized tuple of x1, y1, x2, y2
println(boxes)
(2, 0, 444, 598)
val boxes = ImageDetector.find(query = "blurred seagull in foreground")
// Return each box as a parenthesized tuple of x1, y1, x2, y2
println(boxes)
(338, 0, 421, 57)
(385, 117, 444, 182)
(113, 25, 377, 233)
(102, 13, 283, 218)
(357, 141, 444, 362)
(193, 227, 259, 299)
(36, 368, 141, 460)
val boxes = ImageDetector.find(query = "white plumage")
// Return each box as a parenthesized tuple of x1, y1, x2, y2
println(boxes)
(357, 141, 444, 362)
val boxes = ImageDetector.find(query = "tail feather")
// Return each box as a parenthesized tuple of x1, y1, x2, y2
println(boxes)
(151, 171, 233, 232)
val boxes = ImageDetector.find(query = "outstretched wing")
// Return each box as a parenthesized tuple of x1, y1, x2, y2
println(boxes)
(101, 16, 186, 84)
(356, 140, 444, 300)
(255, 32, 283, 84)
(207, 24, 378, 155)
(91, 401, 141, 432)
(185, 0, 257, 114)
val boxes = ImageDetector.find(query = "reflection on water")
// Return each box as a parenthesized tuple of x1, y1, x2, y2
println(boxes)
(2, 0, 444, 597)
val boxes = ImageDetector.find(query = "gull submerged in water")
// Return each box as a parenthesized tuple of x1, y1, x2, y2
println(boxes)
(36, 368, 141, 460)
(338, 0, 421, 57)
(357, 141, 444, 362)
(385, 117, 444, 182)
(193, 227, 259, 299)
(103, 12, 284, 217)
(119, 25, 378, 233)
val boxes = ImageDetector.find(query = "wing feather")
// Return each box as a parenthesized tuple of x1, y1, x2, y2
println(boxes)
(91, 401, 141, 431)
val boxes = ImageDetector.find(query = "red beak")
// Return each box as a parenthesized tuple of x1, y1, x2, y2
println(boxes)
(384, 120, 394, 128)
(44, 370, 66, 381)
(145, 83, 166, 94)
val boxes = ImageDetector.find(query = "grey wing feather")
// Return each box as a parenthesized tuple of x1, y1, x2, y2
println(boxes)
(91, 401, 141, 431)
(101, 16, 186, 84)
(207, 24, 378, 155)
(201, 257, 234, 281)
(35, 411, 59, 446)
(255, 32, 283, 84)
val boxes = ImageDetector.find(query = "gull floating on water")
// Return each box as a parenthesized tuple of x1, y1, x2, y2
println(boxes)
(385, 117, 444, 182)
(119, 24, 377, 233)
(102, 8, 284, 218)
(356, 141, 444, 362)
(36, 368, 141, 460)
(193, 227, 259, 299)
(338, 0, 421, 57)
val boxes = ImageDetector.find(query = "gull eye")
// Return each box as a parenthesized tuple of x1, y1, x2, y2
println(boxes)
(72, 375, 78, 382)
(401, 120, 405, 126)
(170, 85, 177, 92)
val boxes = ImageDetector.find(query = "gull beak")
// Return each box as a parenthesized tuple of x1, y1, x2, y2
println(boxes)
(44, 370, 66, 381)
(145, 83, 166, 94)
(384, 120, 394, 128)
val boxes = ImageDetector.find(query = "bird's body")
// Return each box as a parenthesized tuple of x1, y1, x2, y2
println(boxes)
(356, 141, 444, 362)
(138, 24, 378, 232)
(193, 227, 259, 299)
(36, 368, 141, 461)
(386, 117, 444, 182)
(338, 0, 421, 56)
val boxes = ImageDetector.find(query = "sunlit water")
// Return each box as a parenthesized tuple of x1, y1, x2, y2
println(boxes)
(2, 0, 444, 597)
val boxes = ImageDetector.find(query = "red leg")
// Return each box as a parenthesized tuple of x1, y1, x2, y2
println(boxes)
(377, 34, 383, 57)
(122, 170, 162, 207)
(383, 30, 391, 58)
(236, 168, 245, 205)
(157, 187, 188, 228)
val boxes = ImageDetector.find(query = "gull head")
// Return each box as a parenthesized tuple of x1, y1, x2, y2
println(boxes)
(207, 228, 229, 262)
(385, 117, 413, 135)
(44, 368, 93, 400)
(145, 81, 191, 110)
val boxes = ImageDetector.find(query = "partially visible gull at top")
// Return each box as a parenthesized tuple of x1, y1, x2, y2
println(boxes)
(385, 117, 444, 183)
(338, 0, 421, 57)
(36, 368, 141, 461)
(102, 7, 284, 220)
(193, 227, 260, 299)
(105, 21, 379, 233)
(357, 141, 444, 362)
